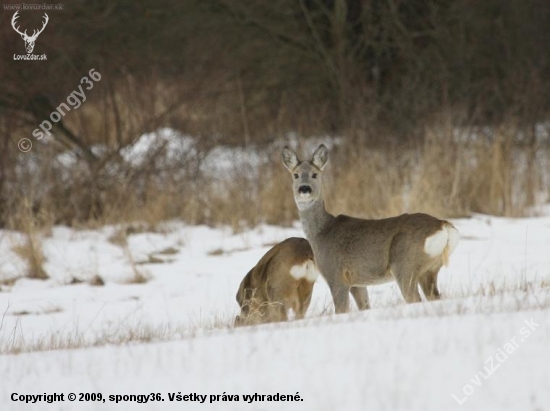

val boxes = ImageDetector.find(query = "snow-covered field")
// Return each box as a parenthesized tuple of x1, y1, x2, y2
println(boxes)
(1, 214, 549, 410)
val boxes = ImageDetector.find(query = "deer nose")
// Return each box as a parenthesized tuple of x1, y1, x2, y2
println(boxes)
(298, 185, 312, 194)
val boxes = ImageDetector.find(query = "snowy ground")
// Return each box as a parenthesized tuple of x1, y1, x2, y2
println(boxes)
(0, 214, 549, 410)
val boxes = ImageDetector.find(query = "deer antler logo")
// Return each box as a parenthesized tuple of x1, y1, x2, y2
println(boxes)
(11, 11, 49, 54)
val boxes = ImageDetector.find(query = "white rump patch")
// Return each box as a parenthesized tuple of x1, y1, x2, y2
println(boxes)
(289, 260, 319, 282)
(445, 225, 459, 256)
(424, 229, 449, 258)
(424, 224, 460, 260)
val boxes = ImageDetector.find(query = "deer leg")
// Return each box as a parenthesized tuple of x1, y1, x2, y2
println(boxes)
(350, 286, 370, 310)
(419, 270, 441, 301)
(265, 302, 287, 323)
(393, 267, 422, 304)
(295, 283, 313, 320)
(328, 282, 350, 314)
(234, 296, 252, 326)
(283, 296, 298, 321)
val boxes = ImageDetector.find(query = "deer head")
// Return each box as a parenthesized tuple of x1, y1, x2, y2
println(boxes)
(282, 144, 328, 210)
(11, 11, 49, 54)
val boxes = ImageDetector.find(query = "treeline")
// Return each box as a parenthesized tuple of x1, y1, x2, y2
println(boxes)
(0, 0, 549, 227)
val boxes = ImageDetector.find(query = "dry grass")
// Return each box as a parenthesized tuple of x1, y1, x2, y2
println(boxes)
(301, 280, 550, 328)
(106, 224, 152, 283)
(235, 295, 287, 327)
(121, 242, 150, 284)
(0, 314, 235, 355)
(325, 133, 547, 220)
(3, 123, 549, 233)
(9, 202, 49, 280)
(1, 276, 549, 356)
(11, 236, 48, 280)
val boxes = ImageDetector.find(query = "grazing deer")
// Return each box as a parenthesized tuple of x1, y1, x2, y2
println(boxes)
(235, 237, 318, 326)
(282, 144, 459, 313)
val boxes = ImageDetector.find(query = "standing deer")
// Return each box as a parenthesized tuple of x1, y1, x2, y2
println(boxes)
(11, 11, 49, 54)
(235, 237, 318, 326)
(282, 144, 459, 313)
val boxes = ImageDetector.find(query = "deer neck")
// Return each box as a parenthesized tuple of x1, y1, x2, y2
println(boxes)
(298, 198, 334, 241)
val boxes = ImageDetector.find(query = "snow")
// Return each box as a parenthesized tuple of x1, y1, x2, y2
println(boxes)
(1, 214, 550, 410)
(120, 128, 196, 167)
(119, 128, 342, 180)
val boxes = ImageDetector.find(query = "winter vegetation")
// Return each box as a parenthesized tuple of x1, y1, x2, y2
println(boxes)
(1, 1, 550, 410)
(1, 213, 550, 410)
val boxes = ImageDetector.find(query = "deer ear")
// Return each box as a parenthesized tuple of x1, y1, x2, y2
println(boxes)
(282, 146, 299, 171)
(312, 144, 328, 170)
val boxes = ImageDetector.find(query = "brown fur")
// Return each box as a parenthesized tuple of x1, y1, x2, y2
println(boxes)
(235, 237, 316, 326)
(282, 144, 459, 313)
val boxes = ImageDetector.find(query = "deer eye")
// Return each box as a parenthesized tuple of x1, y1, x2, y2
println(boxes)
(293, 173, 299, 179)
(312, 173, 318, 179)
